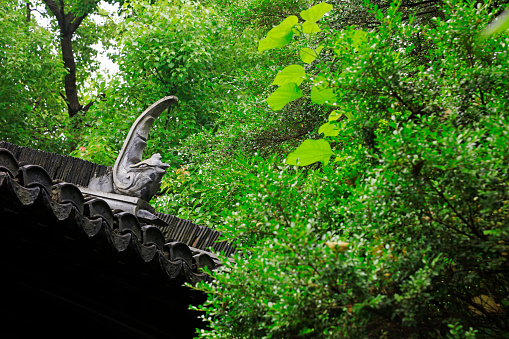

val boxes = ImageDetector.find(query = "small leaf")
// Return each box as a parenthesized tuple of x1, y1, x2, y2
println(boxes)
(329, 110, 353, 121)
(328, 110, 342, 121)
(300, 48, 317, 64)
(350, 29, 368, 49)
(272, 65, 306, 86)
(482, 10, 509, 37)
(301, 2, 333, 23)
(318, 122, 340, 136)
(302, 21, 321, 34)
(258, 16, 299, 52)
(311, 86, 336, 105)
(266, 83, 303, 111)
(318, 122, 340, 137)
(286, 139, 333, 166)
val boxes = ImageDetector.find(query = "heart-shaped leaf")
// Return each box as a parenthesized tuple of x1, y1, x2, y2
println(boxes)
(300, 2, 333, 23)
(258, 16, 299, 52)
(266, 83, 303, 111)
(286, 139, 333, 166)
(272, 65, 306, 86)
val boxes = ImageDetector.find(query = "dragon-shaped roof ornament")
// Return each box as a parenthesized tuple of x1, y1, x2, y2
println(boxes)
(112, 96, 177, 200)
(88, 96, 178, 203)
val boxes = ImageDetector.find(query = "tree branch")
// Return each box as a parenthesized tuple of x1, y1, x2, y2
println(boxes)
(42, 0, 63, 24)
(82, 99, 95, 113)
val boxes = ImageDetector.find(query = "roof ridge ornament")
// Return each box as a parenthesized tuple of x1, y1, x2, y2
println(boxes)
(112, 96, 177, 200)
(86, 96, 178, 211)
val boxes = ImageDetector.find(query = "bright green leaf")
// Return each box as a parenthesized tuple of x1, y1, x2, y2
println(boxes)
(286, 139, 333, 166)
(300, 48, 317, 64)
(329, 110, 341, 121)
(350, 29, 368, 49)
(272, 65, 306, 86)
(481, 10, 509, 37)
(329, 110, 353, 121)
(300, 2, 333, 23)
(311, 86, 336, 105)
(258, 16, 299, 52)
(318, 122, 340, 136)
(302, 21, 321, 34)
(299, 46, 323, 64)
(266, 83, 303, 110)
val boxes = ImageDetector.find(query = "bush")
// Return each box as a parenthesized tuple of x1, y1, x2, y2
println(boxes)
(193, 1, 509, 338)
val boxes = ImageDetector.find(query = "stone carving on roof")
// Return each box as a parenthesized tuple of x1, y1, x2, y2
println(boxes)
(89, 96, 177, 202)
(113, 97, 176, 200)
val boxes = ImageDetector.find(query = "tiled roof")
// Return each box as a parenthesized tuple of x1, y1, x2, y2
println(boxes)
(0, 146, 218, 285)
(0, 140, 110, 187)
(157, 213, 235, 256)
(0, 140, 236, 256)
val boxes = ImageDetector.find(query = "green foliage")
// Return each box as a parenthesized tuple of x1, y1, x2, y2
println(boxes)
(194, 1, 509, 337)
(3, 0, 509, 336)
(266, 83, 304, 111)
(258, 16, 299, 52)
(0, 0, 69, 153)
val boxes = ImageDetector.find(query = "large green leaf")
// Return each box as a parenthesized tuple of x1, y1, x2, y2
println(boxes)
(300, 2, 333, 23)
(258, 16, 299, 52)
(286, 139, 333, 166)
(266, 83, 303, 110)
(272, 65, 306, 86)
(350, 29, 368, 49)
(481, 10, 509, 37)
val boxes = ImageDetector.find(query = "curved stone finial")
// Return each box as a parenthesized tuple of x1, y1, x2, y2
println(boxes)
(112, 96, 178, 201)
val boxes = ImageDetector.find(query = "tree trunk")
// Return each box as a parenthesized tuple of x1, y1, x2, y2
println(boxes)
(60, 34, 81, 118)
(42, 0, 95, 118)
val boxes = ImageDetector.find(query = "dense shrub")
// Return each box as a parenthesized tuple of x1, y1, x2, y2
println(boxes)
(192, 1, 509, 337)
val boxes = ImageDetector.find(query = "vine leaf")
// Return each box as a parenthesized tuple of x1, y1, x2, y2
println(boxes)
(286, 139, 333, 166)
(258, 16, 299, 52)
(300, 2, 333, 23)
(300, 46, 323, 64)
(302, 21, 320, 34)
(272, 65, 306, 86)
(266, 83, 303, 110)
(318, 122, 340, 136)
(329, 110, 353, 121)
(311, 85, 335, 104)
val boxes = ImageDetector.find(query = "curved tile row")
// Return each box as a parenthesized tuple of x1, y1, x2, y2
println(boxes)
(0, 148, 216, 284)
